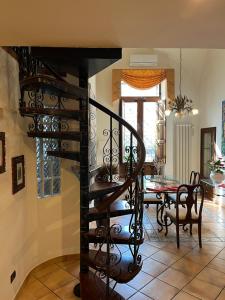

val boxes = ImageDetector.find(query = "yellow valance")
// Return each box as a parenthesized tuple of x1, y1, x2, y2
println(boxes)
(112, 69, 174, 102)
(121, 69, 166, 89)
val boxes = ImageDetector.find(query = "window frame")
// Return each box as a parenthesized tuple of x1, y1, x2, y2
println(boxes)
(119, 96, 161, 165)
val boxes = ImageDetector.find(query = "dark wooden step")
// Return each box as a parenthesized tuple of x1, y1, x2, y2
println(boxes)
(87, 200, 134, 222)
(47, 150, 80, 161)
(89, 165, 101, 179)
(70, 165, 102, 181)
(27, 131, 80, 141)
(20, 107, 80, 120)
(90, 181, 123, 200)
(82, 250, 142, 284)
(20, 75, 87, 100)
(80, 270, 125, 300)
(86, 226, 144, 245)
(31, 47, 122, 78)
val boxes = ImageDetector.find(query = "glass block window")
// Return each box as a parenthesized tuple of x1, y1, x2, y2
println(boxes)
(35, 110, 61, 198)
(36, 137, 61, 198)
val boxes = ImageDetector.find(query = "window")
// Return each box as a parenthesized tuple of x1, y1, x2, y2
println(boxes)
(120, 81, 165, 163)
(36, 116, 61, 198)
(121, 81, 160, 97)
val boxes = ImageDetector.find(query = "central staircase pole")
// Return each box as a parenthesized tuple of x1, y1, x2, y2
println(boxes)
(74, 69, 90, 297)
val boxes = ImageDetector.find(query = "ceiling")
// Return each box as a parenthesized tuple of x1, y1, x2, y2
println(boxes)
(1, 0, 225, 48)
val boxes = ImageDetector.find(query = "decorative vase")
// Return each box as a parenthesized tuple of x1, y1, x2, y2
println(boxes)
(210, 171, 225, 184)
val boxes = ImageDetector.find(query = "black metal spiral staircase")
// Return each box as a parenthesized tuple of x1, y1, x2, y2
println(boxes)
(10, 47, 146, 300)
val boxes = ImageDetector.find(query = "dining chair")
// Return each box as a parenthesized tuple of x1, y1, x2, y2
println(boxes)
(168, 171, 200, 204)
(143, 192, 163, 226)
(141, 169, 164, 226)
(190, 171, 201, 185)
(164, 184, 204, 248)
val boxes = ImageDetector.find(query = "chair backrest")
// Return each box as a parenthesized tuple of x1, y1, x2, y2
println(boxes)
(189, 171, 200, 185)
(176, 184, 204, 221)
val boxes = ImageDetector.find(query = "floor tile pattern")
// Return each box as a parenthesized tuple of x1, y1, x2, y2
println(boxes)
(16, 199, 225, 299)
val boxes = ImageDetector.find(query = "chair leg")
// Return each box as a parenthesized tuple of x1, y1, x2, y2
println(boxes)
(160, 203, 164, 223)
(195, 201, 198, 214)
(176, 223, 180, 248)
(164, 214, 168, 236)
(190, 223, 192, 235)
(198, 222, 202, 248)
(156, 203, 160, 225)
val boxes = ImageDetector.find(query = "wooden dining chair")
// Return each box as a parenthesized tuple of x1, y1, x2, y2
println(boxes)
(190, 171, 200, 185)
(141, 169, 164, 226)
(143, 192, 163, 226)
(164, 184, 204, 248)
(168, 171, 200, 204)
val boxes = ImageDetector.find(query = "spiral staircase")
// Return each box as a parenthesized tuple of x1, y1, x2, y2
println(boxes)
(10, 47, 146, 300)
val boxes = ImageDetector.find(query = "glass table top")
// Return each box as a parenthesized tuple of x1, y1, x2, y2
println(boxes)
(144, 175, 179, 185)
(143, 175, 179, 193)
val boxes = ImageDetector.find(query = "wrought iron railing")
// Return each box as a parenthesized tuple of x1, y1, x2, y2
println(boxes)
(13, 46, 146, 298)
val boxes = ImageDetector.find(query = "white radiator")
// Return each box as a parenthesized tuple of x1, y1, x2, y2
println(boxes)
(174, 123, 192, 183)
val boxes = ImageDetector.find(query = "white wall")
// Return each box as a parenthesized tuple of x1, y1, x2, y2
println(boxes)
(1, 46, 221, 300)
(0, 48, 80, 300)
(94, 48, 204, 176)
(199, 50, 225, 155)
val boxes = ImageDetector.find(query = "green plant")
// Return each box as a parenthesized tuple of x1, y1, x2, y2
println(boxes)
(96, 164, 119, 182)
(208, 158, 225, 174)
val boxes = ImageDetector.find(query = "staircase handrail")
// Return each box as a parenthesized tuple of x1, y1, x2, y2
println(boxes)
(89, 97, 146, 211)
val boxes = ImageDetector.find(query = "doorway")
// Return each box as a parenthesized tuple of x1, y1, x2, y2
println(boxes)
(200, 127, 216, 178)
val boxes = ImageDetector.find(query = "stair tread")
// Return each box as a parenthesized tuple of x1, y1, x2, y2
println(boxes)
(20, 75, 87, 99)
(31, 47, 122, 78)
(88, 200, 134, 221)
(82, 249, 142, 283)
(89, 165, 101, 179)
(90, 181, 123, 199)
(20, 107, 80, 120)
(86, 226, 144, 245)
(80, 270, 125, 300)
(27, 131, 80, 141)
(47, 150, 80, 161)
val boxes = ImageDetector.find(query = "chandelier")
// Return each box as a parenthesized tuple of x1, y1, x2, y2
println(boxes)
(165, 49, 199, 117)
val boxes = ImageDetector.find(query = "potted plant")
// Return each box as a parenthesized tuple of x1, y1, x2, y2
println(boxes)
(208, 158, 225, 184)
(152, 158, 165, 177)
(96, 164, 119, 182)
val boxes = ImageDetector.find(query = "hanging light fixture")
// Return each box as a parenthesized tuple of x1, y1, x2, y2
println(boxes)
(165, 49, 199, 117)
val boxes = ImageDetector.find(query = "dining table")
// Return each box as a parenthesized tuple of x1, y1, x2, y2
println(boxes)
(143, 175, 180, 231)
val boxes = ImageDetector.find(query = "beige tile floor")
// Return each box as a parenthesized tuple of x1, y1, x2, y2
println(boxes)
(16, 199, 225, 300)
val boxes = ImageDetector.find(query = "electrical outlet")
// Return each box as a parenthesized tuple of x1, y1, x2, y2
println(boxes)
(10, 270, 16, 283)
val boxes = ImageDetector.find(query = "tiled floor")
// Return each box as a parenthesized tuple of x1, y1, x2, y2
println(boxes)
(16, 199, 225, 300)
(16, 255, 80, 300)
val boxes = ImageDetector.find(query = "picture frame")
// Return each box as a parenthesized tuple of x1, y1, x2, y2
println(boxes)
(12, 155, 25, 194)
(0, 132, 6, 174)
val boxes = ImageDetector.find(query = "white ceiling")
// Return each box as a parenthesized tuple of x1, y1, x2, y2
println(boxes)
(0, 0, 225, 48)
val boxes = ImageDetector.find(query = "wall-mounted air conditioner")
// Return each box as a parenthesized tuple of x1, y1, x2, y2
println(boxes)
(129, 54, 157, 67)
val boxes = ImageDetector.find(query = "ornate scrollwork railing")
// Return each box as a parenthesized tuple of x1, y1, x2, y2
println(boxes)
(90, 98, 146, 288)
(90, 97, 146, 210)
(13, 46, 146, 298)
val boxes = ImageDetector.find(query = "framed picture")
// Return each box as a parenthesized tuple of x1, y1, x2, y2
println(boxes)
(12, 155, 25, 194)
(0, 132, 6, 173)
